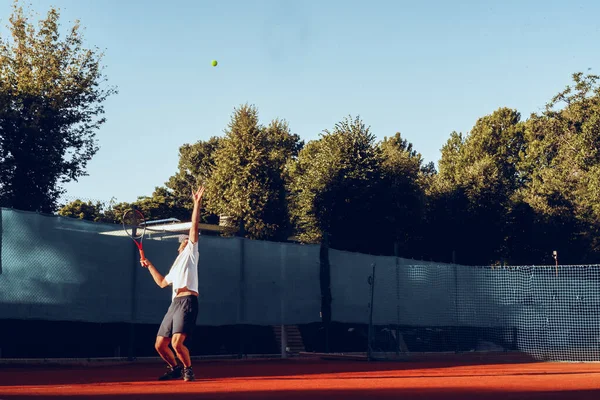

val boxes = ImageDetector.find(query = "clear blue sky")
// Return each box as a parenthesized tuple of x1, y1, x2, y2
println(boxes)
(2, 0, 599, 204)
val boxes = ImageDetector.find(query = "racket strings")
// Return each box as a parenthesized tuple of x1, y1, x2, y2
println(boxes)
(123, 210, 146, 240)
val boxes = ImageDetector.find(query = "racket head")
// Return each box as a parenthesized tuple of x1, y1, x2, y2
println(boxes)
(122, 209, 146, 240)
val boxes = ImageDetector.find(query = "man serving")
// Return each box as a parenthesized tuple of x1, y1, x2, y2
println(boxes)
(140, 186, 205, 382)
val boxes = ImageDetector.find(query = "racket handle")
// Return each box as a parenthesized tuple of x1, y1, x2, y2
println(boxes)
(139, 249, 146, 260)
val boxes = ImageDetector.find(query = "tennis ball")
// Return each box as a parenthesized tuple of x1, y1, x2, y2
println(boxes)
(211, 60, 218, 67)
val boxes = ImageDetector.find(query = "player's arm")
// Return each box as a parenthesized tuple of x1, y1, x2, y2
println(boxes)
(189, 186, 205, 244)
(140, 259, 169, 288)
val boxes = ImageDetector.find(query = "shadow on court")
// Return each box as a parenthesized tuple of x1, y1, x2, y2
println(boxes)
(0, 353, 592, 388)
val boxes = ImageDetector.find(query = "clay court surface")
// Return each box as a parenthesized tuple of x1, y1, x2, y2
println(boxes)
(2, 355, 600, 399)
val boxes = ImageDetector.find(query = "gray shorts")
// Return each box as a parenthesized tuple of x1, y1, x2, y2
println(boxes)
(157, 295, 198, 338)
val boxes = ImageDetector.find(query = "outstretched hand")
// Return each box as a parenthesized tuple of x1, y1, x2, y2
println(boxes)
(193, 185, 206, 203)
(140, 258, 150, 268)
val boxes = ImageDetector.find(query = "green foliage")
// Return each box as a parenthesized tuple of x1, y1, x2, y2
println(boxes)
(130, 187, 192, 222)
(437, 108, 525, 196)
(97, 187, 194, 225)
(378, 132, 432, 257)
(166, 137, 222, 194)
(204, 104, 302, 241)
(0, 1, 116, 212)
(519, 73, 600, 217)
(163, 137, 222, 224)
(58, 198, 132, 224)
(435, 131, 465, 191)
(427, 75, 600, 265)
(517, 72, 600, 262)
(288, 115, 383, 252)
(57, 199, 105, 222)
(58, 186, 194, 225)
(431, 108, 526, 264)
(50, 68, 600, 265)
(96, 201, 131, 224)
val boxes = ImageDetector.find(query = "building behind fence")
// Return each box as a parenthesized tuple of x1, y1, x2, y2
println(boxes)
(1, 207, 600, 361)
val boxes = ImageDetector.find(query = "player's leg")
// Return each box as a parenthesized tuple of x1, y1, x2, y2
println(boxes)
(171, 333, 191, 367)
(171, 295, 199, 381)
(156, 304, 183, 380)
(155, 336, 178, 367)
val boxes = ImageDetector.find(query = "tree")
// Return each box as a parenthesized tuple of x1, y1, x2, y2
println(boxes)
(429, 108, 526, 264)
(288, 115, 382, 253)
(57, 199, 105, 222)
(166, 137, 222, 195)
(97, 200, 132, 224)
(378, 132, 433, 258)
(58, 197, 136, 225)
(0, 1, 116, 212)
(517, 72, 600, 263)
(131, 186, 192, 222)
(164, 137, 222, 224)
(434, 131, 465, 191)
(88, 186, 195, 225)
(204, 104, 302, 241)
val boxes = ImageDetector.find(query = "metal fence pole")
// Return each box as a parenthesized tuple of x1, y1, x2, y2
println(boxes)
(237, 223, 246, 359)
(452, 251, 459, 354)
(319, 232, 331, 353)
(128, 207, 138, 361)
(367, 263, 376, 361)
(280, 244, 287, 358)
(0, 208, 3, 275)
(394, 243, 400, 356)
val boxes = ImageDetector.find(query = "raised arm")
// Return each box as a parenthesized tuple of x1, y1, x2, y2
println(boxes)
(140, 258, 169, 288)
(189, 186, 205, 244)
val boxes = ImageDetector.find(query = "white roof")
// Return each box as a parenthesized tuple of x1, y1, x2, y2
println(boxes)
(100, 221, 236, 237)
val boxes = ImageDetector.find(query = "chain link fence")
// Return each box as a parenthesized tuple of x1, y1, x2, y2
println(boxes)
(2, 207, 600, 361)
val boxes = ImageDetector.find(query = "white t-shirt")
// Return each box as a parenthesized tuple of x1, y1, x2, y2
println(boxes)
(164, 239, 199, 300)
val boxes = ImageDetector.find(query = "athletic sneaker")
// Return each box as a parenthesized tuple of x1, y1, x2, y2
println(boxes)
(183, 367, 195, 382)
(158, 365, 182, 381)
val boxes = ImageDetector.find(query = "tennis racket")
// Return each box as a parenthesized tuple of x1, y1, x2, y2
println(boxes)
(122, 209, 147, 260)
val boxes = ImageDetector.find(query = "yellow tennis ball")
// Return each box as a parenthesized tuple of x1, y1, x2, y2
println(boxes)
(211, 60, 218, 67)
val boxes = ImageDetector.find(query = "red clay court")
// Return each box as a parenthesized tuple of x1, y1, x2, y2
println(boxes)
(2, 354, 600, 399)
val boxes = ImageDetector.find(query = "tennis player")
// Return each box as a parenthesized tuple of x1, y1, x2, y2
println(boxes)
(140, 186, 205, 382)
